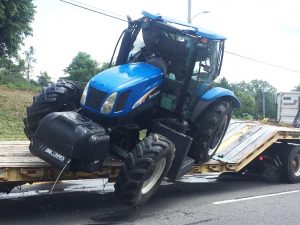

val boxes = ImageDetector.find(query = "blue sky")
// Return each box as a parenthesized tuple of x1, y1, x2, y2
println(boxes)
(24, 0, 300, 92)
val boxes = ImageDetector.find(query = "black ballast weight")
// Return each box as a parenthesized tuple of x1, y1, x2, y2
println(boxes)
(30, 111, 110, 172)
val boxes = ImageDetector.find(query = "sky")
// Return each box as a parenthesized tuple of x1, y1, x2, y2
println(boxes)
(24, 0, 300, 92)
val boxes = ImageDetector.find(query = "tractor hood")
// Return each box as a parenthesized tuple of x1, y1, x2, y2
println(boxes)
(81, 62, 163, 116)
(90, 62, 163, 93)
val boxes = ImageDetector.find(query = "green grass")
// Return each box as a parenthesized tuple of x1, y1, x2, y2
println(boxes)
(0, 85, 37, 140)
(4, 82, 41, 92)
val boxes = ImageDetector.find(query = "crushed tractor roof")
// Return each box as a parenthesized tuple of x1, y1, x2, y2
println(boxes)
(142, 11, 226, 40)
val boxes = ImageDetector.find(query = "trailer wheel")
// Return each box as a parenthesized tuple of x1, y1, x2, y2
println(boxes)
(189, 101, 232, 163)
(114, 133, 175, 207)
(281, 146, 300, 183)
(24, 80, 82, 140)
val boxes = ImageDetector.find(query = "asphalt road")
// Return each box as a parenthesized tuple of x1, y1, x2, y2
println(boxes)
(1, 175, 300, 225)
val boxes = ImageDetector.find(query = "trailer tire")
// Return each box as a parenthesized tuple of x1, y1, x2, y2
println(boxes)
(114, 133, 175, 207)
(189, 101, 232, 163)
(280, 146, 300, 183)
(24, 80, 82, 140)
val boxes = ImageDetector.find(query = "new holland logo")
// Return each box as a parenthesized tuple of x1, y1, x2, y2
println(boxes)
(43, 147, 65, 162)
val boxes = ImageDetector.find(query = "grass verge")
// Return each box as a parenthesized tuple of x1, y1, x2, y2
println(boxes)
(0, 85, 37, 140)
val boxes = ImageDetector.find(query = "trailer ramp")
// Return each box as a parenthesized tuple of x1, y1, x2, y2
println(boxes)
(192, 121, 300, 174)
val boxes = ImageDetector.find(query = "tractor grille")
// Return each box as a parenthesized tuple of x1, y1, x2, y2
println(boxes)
(115, 91, 130, 112)
(85, 87, 107, 110)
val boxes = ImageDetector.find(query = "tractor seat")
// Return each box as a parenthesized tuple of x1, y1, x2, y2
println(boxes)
(146, 56, 168, 76)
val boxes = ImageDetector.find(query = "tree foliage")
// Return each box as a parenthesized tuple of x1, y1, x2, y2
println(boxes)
(0, 45, 37, 88)
(37, 71, 51, 87)
(64, 52, 100, 82)
(233, 91, 255, 119)
(0, 0, 36, 90)
(214, 78, 277, 120)
(0, 0, 35, 65)
(293, 84, 300, 91)
(24, 45, 36, 80)
(0, 56, 25, 84)
(98, 62, 110, 73)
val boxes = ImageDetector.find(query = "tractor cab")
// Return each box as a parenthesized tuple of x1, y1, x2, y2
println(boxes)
(113, 11, 226, 116)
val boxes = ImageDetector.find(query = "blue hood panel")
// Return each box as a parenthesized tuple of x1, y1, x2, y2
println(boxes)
(90, 63, 163, 93)
(83, 62, 163, 116)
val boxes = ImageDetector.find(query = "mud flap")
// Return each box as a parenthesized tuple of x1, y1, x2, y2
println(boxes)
(261, 155, 283, 182)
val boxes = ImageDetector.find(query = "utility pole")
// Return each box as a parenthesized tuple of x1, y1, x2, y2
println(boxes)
(262, 88, 267, 118)
(188, 0, 192, 23)
(188, 0, 209, 23)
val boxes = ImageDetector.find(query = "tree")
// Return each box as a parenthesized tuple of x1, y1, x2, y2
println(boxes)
(214, 77, 232, 90)
(233, 91, 255, 119)
(293, 84, 300, 91)
(24, 46, 36, 80)
(98, 62, 110, 73)
(0, 56, 25, 84)
(0, 1, 35, 65)
(64, 52, 100, 82)
(249, 80, 277, 119)
(37, 71, 51, 87)
(214, 78, 277, 120)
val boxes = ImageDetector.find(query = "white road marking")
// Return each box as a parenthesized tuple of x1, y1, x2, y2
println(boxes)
(213, 190, 300, 205)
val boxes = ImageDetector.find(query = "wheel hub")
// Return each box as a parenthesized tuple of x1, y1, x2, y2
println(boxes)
(291, 154, 300, 177)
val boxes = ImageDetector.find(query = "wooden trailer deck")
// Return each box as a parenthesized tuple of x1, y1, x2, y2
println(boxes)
(1, 121, 300, 183)
(0, 142, 120, 183)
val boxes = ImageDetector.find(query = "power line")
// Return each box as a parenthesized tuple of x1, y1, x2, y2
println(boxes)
(225, 51, 300, 74)
(58, 0, 300, 74)
(58, 0, 127, 22)
(68, 0, 126, 20)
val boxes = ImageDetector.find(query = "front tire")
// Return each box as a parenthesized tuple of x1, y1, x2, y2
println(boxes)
(24, 80, 82, 140)
(114, 133, 175, 207)
(189, 101, 232, 163)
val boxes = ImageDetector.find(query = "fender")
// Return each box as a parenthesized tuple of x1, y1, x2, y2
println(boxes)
(190, 87, 240, 122)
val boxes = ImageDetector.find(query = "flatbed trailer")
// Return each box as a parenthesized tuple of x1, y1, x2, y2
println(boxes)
(1, 121, 300, 192)
(194, 121, 300, 174)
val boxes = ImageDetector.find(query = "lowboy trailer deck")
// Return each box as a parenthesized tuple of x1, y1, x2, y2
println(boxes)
(194, 121, 300, 174)
(1, 121, 300, 193)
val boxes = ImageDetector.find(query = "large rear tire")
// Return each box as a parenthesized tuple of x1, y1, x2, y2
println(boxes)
(280, 146, 300, 183)
(114, 133, 175, 207)
(24, 80, 82, 140)
(189, 101, 232, 163)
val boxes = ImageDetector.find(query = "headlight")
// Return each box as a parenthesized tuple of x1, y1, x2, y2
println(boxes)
(100, 92, 117, 114)
(80, 82, 90, 105)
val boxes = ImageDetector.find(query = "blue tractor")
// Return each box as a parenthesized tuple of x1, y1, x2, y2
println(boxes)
(24, 12, 239, 206)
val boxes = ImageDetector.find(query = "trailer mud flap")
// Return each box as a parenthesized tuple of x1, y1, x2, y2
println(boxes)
(261, 155, 283, 182)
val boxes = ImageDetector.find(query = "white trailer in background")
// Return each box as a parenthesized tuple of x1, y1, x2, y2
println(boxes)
(276, 92, 300, 124)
